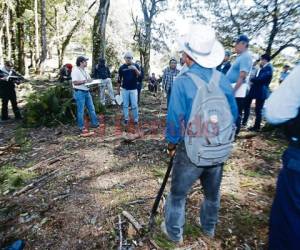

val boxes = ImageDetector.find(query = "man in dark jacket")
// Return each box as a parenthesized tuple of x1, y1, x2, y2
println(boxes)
(0, 61, 23, 121)
(148, 73, 158, 94)
(93, 58, 116, 105)
(216, 50, 231, 74)
(135, 60, 144, 104)
(117, 51, 141, 125)
(243, 54, 273, 131)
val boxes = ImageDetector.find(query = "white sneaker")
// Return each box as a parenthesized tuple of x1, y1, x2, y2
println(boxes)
(160, 221, 183, 244)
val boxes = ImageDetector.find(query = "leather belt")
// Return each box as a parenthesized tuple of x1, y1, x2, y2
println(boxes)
(74, 89, 89, 92)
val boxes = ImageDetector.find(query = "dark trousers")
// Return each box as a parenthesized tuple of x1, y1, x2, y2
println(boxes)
(1, 89, 21, 120)
(167, 88, 172, 108)
(243, 97, 265, 129)
(137, 82, 143, 104)
(235, 97, 245, 134)
(148, 84, 157, 93)
(269, 146, 300, 250)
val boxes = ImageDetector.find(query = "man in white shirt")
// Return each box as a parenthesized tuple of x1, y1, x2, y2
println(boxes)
(71, 56, 99, 133)
(265, 64, 300, 250)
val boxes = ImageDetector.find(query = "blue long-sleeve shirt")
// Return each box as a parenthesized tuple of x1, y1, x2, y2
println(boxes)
(166, 63, 238, 144)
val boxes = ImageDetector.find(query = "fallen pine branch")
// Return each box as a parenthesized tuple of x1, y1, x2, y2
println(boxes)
(27, 154, 73, 171)
(122, 210, 143, 233)
(0, 144, 21, 155)
(13, 169, 59, 196)
(126, 196, 155, 205)
(118, 214, 123, 250)
(149, 239, 161, 250)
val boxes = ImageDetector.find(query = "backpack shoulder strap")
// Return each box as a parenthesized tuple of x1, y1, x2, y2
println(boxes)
(210, 69, 221, 85)
(185, 69, 221, 92)
(185, 72, 207, 90)
(208, 69, 221, 91)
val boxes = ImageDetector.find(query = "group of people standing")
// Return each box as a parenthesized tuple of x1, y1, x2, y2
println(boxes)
(1, 21, 298, 249)
(154, 24, 299, 250)
(71, 51, 145, 134)
(71, 50, 186, 135)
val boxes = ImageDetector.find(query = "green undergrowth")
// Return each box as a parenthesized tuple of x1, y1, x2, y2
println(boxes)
(22, 85, 105, 127)
(0, 164, 36, 194)
(15, 127, 32, 152)
(151, 215, 202, 249)
(151, 167, 166, 178)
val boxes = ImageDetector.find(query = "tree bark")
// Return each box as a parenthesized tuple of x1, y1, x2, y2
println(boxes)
(40, 0, 47, 72)
(92, 0, 110, 68)
(5, 4, 12, 60)
(15, 0, 25, 74)
(34, 0, 40, 68)
(58, 19, 81, 68)
(58, 0, 96, 68)
(54, 6, 61, 68)
(0, 25, 4, 65)
(137, 0, 166, 78)
(265, 0, 278, 56)
(10, 9, 17, 64)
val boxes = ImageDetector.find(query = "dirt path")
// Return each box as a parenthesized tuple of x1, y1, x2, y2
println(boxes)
(0, 90, 285, 249)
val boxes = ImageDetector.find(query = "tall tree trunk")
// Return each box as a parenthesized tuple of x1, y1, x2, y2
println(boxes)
(143, 21, 151, 78)
(54, 6, 61, 68)
(40, 0, 47, 72)
(10, 9, 17, 64)
(0, 25, 4, 65)
(265, 2, 279, 56)
(34, 0, 40, 68)
(5, 5, 12, 60)
(16, 0, 25, 74)
(92, 0, 110, 68)
(58, 19, 81, 68)
(57, 1, 96, 68)
(3, 23, 7, 58)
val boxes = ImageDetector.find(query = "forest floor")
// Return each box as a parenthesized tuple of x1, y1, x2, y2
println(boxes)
(0, 81, 286, 250)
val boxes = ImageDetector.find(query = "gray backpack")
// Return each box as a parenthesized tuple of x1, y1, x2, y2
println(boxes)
(184, 70, 236, 166)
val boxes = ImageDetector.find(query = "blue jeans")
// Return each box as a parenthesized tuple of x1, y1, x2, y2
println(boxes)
(121, 89, 139, 122)
(164, 144, 223, 241)
(269, 146, 300, 250)
(73, 90, 99, 130)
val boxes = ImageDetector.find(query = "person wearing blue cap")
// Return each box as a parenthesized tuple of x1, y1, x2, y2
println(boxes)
(216, 50, 231, 74)
(226, 34, 253, 134)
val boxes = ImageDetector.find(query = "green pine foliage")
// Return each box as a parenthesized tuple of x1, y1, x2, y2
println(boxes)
(0, 164, 36, 194)
(22, 85, 105, 127)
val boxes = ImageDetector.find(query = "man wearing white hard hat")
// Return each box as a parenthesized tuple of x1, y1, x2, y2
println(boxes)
(117, 51, 141, 126)
(162, 24, 238, 243)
